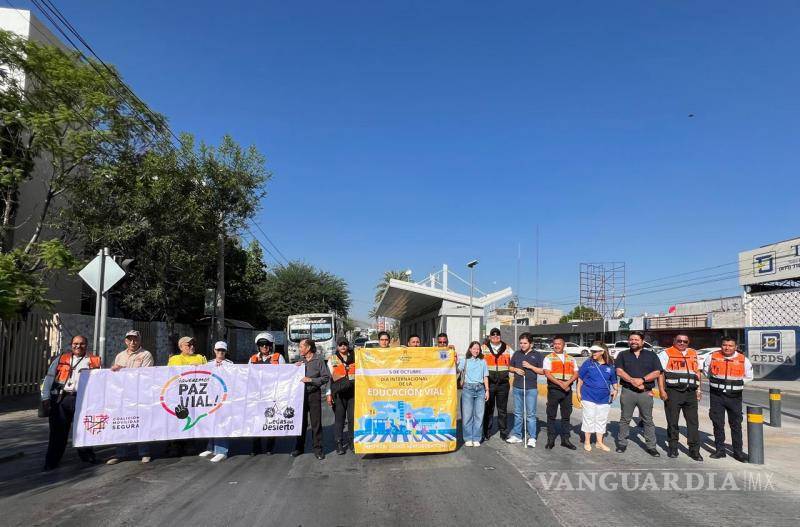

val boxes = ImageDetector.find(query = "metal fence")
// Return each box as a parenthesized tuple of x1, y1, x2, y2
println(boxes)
(0, 315, 58, 397)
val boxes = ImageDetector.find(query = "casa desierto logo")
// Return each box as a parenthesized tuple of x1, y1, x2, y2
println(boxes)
(160, 370, 228, 431)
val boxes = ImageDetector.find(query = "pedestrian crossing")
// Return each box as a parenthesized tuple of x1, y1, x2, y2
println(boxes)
(354, 432, 457, 443)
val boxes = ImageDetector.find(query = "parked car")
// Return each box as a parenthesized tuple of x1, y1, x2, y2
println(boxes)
(363, 340, 381, 348)
(564, 341, 591, 357)
(353, 337, 369, 349)
(695, 347, 721, 369)
(609, 340, 656, 359)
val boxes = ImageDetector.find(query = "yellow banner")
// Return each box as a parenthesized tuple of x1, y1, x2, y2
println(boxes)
(354, 347, 457, 454)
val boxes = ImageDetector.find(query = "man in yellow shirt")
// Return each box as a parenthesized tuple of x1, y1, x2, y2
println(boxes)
(168, 336, 207, 366)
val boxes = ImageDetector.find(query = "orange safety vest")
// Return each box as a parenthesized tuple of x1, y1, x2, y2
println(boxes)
(329, 353, 356, 381)
(250, 352, 281, 365)
(545, 353, 576, 381)
(482, 343, 511, 381)
(707, 351, 746, 394)
(663, 346, 700, 391)
(54, 352, 101, 384)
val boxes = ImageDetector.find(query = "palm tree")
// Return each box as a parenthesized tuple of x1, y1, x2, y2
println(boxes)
(373, 270, 412, 304)
(371, 270, 411, 322)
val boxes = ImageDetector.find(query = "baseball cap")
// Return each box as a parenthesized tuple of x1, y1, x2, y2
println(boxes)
(125, 330, 141, 338)
(337, 338, 349, 347)
(255, 331, 274, 345)
(214, 341, 228, 351)
(589, 345, 605, 352)
(178, 336, 195, 347)
(489, 328, 501, 336)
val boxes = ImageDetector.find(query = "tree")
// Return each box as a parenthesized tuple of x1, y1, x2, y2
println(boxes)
(0, 29, 158, 315)
(559, 305, 602, 323)
(191, 136, 268, 340)
(224, 239, 271, 326)
(259, 262, 350, 329)
(368, 269, 411, 320)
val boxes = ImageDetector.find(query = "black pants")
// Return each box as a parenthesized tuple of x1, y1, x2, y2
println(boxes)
(295, 389, 323, 454)
(482, 379, 509, 438)
(251, 437, 276, 454)
(664, 388, 700, 451)
(709, 391, 743, 454)
(546, 387, 573, 440)
(333, 390, 355, 446)
(45, 394, 94, 468)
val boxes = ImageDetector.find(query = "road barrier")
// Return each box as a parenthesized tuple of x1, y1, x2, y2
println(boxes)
(769, 389, 782, 428)
(746, 406, 764, 465)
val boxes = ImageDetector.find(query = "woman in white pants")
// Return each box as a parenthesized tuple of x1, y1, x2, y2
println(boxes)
(576, 343, 618, 452)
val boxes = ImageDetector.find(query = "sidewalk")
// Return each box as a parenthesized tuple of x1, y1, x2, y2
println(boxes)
(747, 379, 800, 395)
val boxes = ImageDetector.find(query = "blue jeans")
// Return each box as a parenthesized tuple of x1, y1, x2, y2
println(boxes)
(461, 383, 486, 442)
(512, 386, 538, 440)
(115, 443, 150, 459)
(207, 438, 229, 455)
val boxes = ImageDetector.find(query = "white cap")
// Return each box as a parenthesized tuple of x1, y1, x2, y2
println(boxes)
(589, 345, 605, 352)
(255, 331, 274, 345)
(214, 341, 228, 351)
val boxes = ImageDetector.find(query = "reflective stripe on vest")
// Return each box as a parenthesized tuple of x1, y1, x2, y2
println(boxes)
(54, 353, 100, 389)
(482, 346, 510, 372)
(708, 352, 745, 394)
(330, 356, 356, 381)
(547, 353, 576, 380)
(663, 347, 699, 390)
(250, 352, 281, 365)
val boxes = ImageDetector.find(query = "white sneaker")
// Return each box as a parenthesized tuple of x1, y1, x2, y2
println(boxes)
(464, 440, 473, 447)
(198, 451, 213, 458)
(105, 457, 121, 465)
(210, 454, 227, 463)
(506, 436, 523, 444)
(526, 438, 537, 448)
(472, 441, 480, 447)
(140, 456, 151, 463)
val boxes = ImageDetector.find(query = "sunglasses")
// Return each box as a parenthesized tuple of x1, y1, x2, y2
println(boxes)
(676, 339, 689, 344)
(379, 338, 389, 341)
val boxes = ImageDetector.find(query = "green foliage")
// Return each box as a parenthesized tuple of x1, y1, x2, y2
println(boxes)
(259, 262, 351, 329)
(224, 239, 270, 325)
(0, 241, 74, 317)
(559, 305, 602, 323)
(368, 269, 411, 319)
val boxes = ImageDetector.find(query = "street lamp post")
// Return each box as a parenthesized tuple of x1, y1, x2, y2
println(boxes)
(467, 260, 478, 343)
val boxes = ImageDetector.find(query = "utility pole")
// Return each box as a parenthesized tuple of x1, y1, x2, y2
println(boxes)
(467, 260, 478, 343)
(214, 228, 225, 343)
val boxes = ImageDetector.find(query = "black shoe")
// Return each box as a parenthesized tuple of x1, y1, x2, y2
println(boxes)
(710, 450, 726, 459)
(689, 451, 703, 462)
(499, 433, 509, 441)
(616, 445, 627, 453)
(315, 452, 325, 460)
(482, 435, 490, 442)
(733, 452, 749, 463)
(291, 450, 303, 457)
(638, 420, 645, 429)
(646, 448, 660, 457)
(545, 438, 556, 450)
(561, 439, 577, 450)
(336, 442, 346, 455)
(668, 447, 679, 458)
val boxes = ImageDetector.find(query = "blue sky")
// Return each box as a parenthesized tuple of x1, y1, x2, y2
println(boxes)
(10, 1, 800, 320)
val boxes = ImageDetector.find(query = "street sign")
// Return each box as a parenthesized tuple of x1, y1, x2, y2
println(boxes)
(79, 254, 126, 293)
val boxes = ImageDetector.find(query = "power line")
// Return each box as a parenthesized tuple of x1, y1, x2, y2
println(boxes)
(242, 227, 283, 267)
(251, 221, 289, 265)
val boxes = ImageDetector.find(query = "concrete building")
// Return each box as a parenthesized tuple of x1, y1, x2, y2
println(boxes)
(485, 305, 563, 330)
(1, 8, 82, 313)
(374, 264, 512, 353)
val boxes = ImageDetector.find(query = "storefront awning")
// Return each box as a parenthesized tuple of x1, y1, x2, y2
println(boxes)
(375, 279, 512, 320)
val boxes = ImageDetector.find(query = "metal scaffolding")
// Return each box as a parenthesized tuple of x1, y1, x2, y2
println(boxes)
(579, 262, 626, 319)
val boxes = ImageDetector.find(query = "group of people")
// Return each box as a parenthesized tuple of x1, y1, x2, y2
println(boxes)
(41, 329, 356, 470)
(458, 328, 753, 462)
(41, 326, 753, 471)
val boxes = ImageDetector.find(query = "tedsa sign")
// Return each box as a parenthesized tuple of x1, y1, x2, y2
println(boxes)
(746, 328, 797, 367)
(739, 237, 800, 286)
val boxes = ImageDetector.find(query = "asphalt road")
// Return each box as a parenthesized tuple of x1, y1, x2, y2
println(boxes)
(2, 393, 800, 527)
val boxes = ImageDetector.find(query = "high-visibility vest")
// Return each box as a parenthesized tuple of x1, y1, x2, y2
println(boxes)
(54, 352, 101, 386)
(545, 353, 576, 381)
(250, 352, 281, 365)
(707, 352, 746, 395)
(329, 354, 356, 381)
(663, 346, 700, 391)
(482, 343, 511, 381)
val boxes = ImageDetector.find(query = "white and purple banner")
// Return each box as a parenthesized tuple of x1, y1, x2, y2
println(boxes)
(73, 364, 305, 447)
